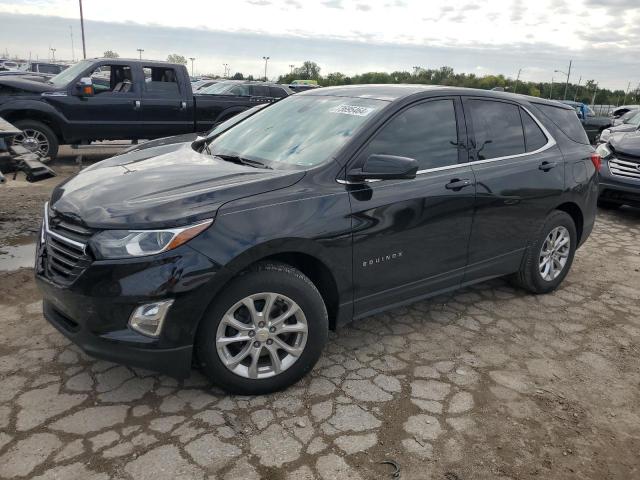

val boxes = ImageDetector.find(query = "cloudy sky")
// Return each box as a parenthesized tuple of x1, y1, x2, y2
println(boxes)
(0, 0, 638, 90)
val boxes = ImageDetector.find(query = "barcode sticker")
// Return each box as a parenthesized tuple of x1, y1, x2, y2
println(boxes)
(329, 104, 375, 116)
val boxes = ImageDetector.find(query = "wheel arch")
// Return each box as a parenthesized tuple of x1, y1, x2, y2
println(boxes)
(554, 202, 584, 245)
(3, 108, 65, 142)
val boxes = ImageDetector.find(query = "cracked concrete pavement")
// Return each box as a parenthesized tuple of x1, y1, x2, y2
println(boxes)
(1, 158, 639, 479)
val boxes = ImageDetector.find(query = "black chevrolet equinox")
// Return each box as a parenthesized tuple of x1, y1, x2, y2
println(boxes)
(36, 85, 599, 394)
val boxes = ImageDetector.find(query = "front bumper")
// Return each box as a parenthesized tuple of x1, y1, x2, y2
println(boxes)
(599, 158, 640, 207)
(36, 243, 220, 378)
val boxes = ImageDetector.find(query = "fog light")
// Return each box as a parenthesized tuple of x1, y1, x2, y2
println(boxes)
(128, 300, 174, 337)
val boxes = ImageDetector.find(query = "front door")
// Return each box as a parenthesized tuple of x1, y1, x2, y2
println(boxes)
(348, 97, 476, 317)
(461, 97, 566, 281)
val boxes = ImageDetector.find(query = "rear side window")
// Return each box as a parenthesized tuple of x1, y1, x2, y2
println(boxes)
(251, 85, 269, 97)
(144, 67, 180, 96)
(361, 99, 459, 170)
(533, 103, 589, 144)
(467, 100, 525, 160)
(269, 86, 287, 98)
(520, 109, 548, 152)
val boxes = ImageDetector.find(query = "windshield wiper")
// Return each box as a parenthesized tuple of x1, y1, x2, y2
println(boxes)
(214, 154, 272, 169)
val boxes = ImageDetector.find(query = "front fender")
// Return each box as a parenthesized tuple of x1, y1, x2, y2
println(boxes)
(0, 98, 70, 138)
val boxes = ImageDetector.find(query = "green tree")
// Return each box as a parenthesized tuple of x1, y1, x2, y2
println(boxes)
(103, 50, 119, 58)
(166, 54, 188, 65)
(231, 72, 244, 80)
(293, 61, 321, 80)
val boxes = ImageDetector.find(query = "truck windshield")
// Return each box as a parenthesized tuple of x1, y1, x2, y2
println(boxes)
(207, 95, 387, 169)
(48, 60, 93, 88)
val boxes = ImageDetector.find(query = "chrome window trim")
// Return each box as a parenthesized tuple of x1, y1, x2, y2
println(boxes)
(43, 202, 88, 251)
(337, 104, 556, 185)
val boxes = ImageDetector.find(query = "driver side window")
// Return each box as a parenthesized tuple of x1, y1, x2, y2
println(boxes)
(360, 99, 460, 171)
(90, 65, 134, 94)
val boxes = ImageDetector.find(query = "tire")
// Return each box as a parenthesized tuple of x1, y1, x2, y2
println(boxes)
(196, 262, 328, 395)
(11, 120, 59, 161)
(511, 210, 577, 294)
(597, 199, 622, 210)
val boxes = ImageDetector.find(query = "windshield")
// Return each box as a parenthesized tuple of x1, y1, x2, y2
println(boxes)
(48, 60, 93, 87)
(207, 95, 387, 169)
(204, 104, 269, 140)
(198, 82, 237, 95)
(625, 111, 640, 126)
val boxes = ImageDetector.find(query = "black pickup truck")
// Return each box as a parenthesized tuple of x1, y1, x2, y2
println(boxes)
(0, 58, 290, 159)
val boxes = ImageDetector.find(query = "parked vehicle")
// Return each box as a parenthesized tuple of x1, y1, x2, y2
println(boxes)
(36, 86, 598, 394)
(289, 79, 320, 93)
(0, 60, 19, 71)
(21, 62, 69, 76)
(596, 131, 640, 209)
(610, 105, 640, 119)
(560, 100, 612, 143)
(0, 58, 285, 160)
(197, 80, 293, 99)
(611, 108, 639, 126)
(597, 111, 640, 144)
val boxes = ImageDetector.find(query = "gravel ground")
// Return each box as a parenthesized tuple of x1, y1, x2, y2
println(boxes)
(0, 149, 639, 479)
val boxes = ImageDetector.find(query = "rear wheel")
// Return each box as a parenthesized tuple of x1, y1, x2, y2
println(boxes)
(196, 262, 328, 394)
(512, 210, 577, 294)
(11, 120, 59, 161)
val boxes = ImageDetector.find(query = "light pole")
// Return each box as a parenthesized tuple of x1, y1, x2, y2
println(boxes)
(514, 68, 522, 94)
(189, 57, 195, 77)
(289, 64, 294, 75)
(262, 56, 270, 81)
(137, 48, 144, 60)
(554, 60, 571, 100)
(69, 26, 75, 62)
(622, 81, 631, 105)
(79, 0, 86, 59)
(50, 48, 56, 62)
(223, 63, 228, 78)
(573, 76, 582, 101)
(549, 76, 554, 99)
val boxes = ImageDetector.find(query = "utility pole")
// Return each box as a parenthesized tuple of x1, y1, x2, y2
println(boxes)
(50, 48, 56, 62)
(514, 68, 522, 94)
(79, 0, 87, 59)
(189, 57, 195, 77)
(289, 64, 294, 75)
(591, 83, 598, 106)
(573, 76, 582, 101)
(137, 48, 144, 60)
(622, 81, 631, 105)
(549, 76, 554, 99)
(69, 26, 75, 62)
(262, 56, 270, 81)
(563, 60, 571, 100)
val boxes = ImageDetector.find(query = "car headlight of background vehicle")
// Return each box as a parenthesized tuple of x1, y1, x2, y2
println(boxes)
(90, 219, 212, 259)
(595, 143, 613, 160)
(599, 129, 611, 143)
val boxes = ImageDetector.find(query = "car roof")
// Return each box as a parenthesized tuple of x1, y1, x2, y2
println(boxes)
(299, 84, 574, 109)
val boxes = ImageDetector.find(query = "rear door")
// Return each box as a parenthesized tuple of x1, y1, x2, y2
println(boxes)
(348, 97, 476, 317)
(462, 97, 565, 281)
(137, 65, 193, 138)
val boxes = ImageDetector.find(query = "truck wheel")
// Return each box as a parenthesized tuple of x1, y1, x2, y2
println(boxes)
(11, 120, 59, 161)
(196, 262, 328, 395)
(511, 210, 577, 294)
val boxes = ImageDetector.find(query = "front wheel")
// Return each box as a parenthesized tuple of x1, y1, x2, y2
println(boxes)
(196, 262, 328, 395)
(11, 119, 59, 161)
(511, 210, 577, 294)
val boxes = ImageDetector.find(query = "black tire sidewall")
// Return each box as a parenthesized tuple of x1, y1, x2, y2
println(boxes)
(196, 263, 328, 395)
(529, 211, 577, 293)
(12, 120, 59, 160)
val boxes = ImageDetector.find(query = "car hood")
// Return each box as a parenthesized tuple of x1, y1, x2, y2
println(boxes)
(610, 131, 640, 157)
(50, 142, 305, 229)
(609, 123, 638, 134)
(0, 76, 57, 93)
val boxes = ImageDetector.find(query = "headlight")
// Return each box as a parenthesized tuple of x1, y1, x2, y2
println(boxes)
(599, 129, 611, 142)
(90, 219, 212, 259)
(595, 143, 613, 160)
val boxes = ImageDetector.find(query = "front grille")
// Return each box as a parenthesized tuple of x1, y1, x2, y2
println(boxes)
(43, 208, 94, 284)
(609, 154, 640, 180)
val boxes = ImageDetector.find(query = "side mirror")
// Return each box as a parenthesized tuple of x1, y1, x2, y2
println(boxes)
(76, 77, 94, 97)
(347, 154, 418, 182)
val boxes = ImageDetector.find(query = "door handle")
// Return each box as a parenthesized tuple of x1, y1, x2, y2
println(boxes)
(538, 161, 558, 171)
(445, 178, 473, 191)
(133, 100, 141, 110)
(180, 101, 187, 110)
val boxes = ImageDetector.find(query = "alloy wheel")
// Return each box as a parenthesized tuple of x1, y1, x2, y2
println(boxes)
(539, 226, 570, 281)
(12, 129, 50, 156)
(215, 292, 308, 379)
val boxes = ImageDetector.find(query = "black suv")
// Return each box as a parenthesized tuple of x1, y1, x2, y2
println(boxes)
(36, 86, 599, 394)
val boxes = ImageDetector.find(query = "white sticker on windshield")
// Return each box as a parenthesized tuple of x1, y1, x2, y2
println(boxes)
(329, 104, 375, 117)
